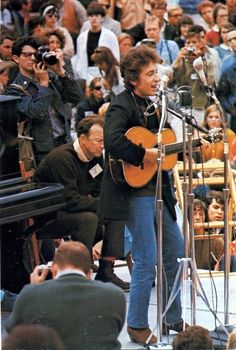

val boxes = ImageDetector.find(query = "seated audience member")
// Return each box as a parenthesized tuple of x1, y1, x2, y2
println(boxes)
(35, 116, 130, 290)
(227, 329, 236, 350)
(200, 104, 235, 162)
(175, 15, 194, 49)
(118, 33, 134, 58)
(206, 190, 224, 232)
(6, 242, 126, 350)
(193, 198, 224, 270)
(6, 35, 81, 165)
(3, 324, 65, 350)
(197, 0, 214, 32)
(91, 46, 125, 100)
(75, 77, 105, 123)
(172, 325, 213, 350)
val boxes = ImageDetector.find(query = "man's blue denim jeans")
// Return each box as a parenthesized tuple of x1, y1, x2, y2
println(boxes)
(127, 196, 185, 328)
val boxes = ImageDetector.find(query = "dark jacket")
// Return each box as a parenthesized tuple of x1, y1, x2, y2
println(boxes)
(98, 89, 177, 222)
(75, 96, 105, 123)
(6, 71, 81, 154)
(6, 273, 126, 350)
(35, 143, 103, 213)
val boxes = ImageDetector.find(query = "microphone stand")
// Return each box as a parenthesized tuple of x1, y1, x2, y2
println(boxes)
(145, 87, 172, 349)
(206, 88, 233, 333)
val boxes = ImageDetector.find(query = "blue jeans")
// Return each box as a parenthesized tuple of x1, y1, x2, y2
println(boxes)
(127, 196, 185, 328)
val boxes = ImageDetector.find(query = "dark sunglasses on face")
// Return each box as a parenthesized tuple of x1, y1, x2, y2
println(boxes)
(47, 12, 59, 19)
(94, 86, 102, 90)
(102, 4, 110, 9)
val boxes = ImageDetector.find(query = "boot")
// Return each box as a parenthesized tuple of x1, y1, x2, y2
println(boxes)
(95, 259, 130, 292)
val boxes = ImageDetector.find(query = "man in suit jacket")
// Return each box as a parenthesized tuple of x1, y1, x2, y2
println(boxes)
(6, 242, 126, 350)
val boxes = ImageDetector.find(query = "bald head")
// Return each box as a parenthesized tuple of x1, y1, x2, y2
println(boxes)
(53, 242, 92, 274)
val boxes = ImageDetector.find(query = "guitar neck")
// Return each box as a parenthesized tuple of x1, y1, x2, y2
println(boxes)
(164, 138, 202, 156)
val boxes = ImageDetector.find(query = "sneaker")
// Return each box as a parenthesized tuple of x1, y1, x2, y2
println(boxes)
(95, 270, 130, 292)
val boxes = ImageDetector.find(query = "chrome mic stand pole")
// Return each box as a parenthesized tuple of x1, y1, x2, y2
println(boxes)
(210, 89, 231, 327)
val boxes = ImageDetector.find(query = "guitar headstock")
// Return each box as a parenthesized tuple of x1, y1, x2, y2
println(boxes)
(205, 128, 223, 143)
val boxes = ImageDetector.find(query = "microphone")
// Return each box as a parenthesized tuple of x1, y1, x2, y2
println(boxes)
(159, 74, 169, 92)
(193, 56, 208, 86)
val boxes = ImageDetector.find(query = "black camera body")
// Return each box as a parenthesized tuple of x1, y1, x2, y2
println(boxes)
(35, 46, 58, 65)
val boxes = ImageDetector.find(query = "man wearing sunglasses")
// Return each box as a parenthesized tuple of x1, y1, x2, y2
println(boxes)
(6, 35, 82, 164)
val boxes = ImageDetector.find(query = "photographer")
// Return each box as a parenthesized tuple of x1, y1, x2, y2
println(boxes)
(6, 36, 82, 165)
(172, 25, 221, 124)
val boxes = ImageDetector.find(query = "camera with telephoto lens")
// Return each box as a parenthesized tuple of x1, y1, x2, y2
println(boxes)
(34, 46, 58, 65)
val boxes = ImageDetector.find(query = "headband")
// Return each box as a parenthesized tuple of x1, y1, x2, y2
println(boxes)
(227, 30, 236, 41)
(42, 5, 56, 17)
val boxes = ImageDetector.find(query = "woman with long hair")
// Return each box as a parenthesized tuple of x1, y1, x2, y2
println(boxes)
(200, 103, 235, 162)
(91, 46, 124, 100)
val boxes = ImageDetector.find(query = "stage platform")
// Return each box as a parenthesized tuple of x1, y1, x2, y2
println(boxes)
(115, 264, 236, 350)
(1, 264, 236, 349)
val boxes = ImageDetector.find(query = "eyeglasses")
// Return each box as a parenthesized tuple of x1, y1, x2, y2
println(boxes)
(94, 86, 102, 90)
(20, 51, 36, 58)
(46, 12, 59, 19)
(151, 4, 166, 9)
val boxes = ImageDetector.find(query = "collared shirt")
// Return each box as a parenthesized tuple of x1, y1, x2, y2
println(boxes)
(73, 138, 92, 162)
(56, 268, 86, 279)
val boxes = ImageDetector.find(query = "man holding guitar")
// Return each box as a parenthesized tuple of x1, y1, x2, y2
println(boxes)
(98, 45, 187, 346)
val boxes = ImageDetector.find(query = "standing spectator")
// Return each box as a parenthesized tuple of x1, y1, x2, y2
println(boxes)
(0, 59, 16, 94)
(173, 25, 220, 123)
(75, 77, 105, 122)
(118, 33, 134, 58)
(40, 2, 75, 57)
(113, 0, 147, 31)
(215, 23, 234, 60)
(205, 4, 229, 47)
(6, 241, 126, 350)
(73, 1, 120, 81)
(217, 28, 236, 133)
(91, 46, 124, 100)
(81, 0, 121, 36)
(227, 329, 236, 350)
(0, 0, 14, 29)
(143, 16, 179, 66)
(0, 29, 17, 61)
(28, 15, 45, 37)
(6, 36, 81, 164)
(166, 5, 183, 41)
(175, 15, 194, 48)
(198, 0, 215, 31)
(57, 0, 87, 49)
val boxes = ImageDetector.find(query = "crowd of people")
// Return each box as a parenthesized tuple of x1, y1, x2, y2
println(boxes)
(1, 0, 236, 348)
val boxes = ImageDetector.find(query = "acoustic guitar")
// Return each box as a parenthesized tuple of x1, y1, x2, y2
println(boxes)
(109, 127, 222, 188)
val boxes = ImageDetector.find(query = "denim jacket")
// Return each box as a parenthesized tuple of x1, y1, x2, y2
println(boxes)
(6, 71, 81, 153)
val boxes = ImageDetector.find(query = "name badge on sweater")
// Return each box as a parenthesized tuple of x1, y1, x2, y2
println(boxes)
(89, 164, 103, 178)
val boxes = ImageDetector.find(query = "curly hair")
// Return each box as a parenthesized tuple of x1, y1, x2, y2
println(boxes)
(120, 46, 159, 91)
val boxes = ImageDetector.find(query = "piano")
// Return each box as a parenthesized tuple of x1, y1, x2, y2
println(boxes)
(0, 96, 66, 292)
